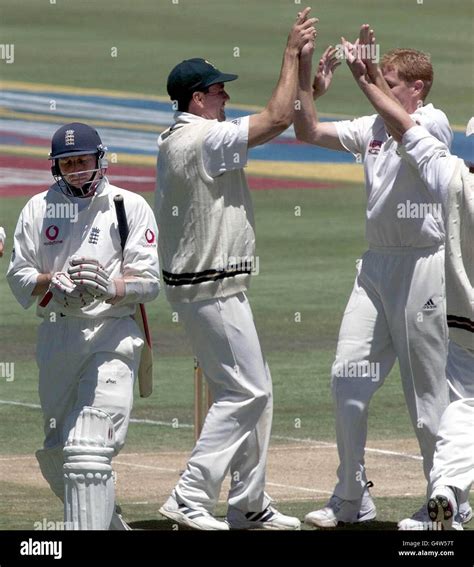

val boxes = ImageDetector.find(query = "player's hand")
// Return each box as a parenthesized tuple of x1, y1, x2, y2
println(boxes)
(68, 256, 117, 301)
(300, 37, 315, 59)
(312, 45, 342, 99)
(0, 241, 4, 258)
(50, 272, 96, 308)
(341, 37, 368, 82)
(287, 7, 318, 54)
(358, 24, 378, 80)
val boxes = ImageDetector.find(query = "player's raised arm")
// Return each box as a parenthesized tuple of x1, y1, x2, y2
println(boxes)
(342, 37, 415, 142)
(293, 36, 344, 149)
(357, 24, 401, 105)
(248, 7, 317, 148)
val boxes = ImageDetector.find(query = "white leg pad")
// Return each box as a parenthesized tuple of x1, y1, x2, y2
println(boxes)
(63, 407, 116, 530)
(35, 445, 65, 500)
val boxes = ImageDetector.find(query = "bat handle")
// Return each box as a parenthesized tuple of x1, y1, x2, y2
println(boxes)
(39, 290, 53, 307)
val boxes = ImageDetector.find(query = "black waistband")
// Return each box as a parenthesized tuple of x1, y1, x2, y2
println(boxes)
(447, 315, 474, 333)
(163, 266, 252, 287)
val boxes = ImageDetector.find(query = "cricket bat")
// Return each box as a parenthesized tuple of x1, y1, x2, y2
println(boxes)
(114, 194, 154, 398)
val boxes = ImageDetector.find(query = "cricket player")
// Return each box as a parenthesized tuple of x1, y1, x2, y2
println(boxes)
(7, 122, 160, 530)
(341, 45, 473, 530)
(294, 25, 468, 529)
(0, 227, 5, 257)
(155, 8, 317, 530)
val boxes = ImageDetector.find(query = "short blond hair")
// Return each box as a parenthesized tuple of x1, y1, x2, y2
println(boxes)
(381, 49, 433, 100)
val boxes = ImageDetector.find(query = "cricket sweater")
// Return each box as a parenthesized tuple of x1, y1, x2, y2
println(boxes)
(156, 119, 256, 303)
(445, 160, 474, 350)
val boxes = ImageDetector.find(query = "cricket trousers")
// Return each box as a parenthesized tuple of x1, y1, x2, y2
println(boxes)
(37, 315, 143, 451)
(430, 341, 474, 499)
(331, 245, 449, 500)
(170, 292, 273, 513)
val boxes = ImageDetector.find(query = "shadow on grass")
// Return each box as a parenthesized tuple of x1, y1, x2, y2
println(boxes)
(130, 519, 193, 530)
(317, 520, 399, 531)
(130, 519, 400, 531)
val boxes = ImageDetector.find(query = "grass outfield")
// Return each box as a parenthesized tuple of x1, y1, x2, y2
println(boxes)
(3, 181, 465, 536)
(0, 183, 417, 456)
(1, 0, 472, 124)
(1, 0, 472, 539)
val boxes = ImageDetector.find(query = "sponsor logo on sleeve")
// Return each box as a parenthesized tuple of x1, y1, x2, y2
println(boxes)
(367, 139, 383, 155)
(144, 228, 156, 246)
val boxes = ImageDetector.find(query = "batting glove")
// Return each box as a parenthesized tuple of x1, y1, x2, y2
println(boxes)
(68, 256, 123, 301)
(50, 272, 96, 308)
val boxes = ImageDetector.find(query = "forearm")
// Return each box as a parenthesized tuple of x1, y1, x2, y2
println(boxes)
(357, 78, 415, 142)
(32, 273, 52, 296)
(7, 264, 48, 309)
(294, 54, 341, 149)
(294, 54, 319, 142)
(265, 47, 300, 128)
(372, 68, 401, 105)
(110, 276, 160, 305)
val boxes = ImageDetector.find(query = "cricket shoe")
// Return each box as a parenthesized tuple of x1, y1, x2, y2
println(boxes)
(305, 481, 376, 528)
(427, 486, 463, 531)
(227, 505, 301, 530)
(398, 503, 461, 531)
(398, 505, 435, 530)
(159, 490, 229, 530)
(458, 501, 473, 524)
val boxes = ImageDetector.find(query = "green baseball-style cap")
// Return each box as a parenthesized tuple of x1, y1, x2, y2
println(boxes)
(167, 58, 238, 101)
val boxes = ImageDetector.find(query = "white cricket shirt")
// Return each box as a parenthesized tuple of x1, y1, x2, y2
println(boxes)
(335, 104, 453, 247)
(7, 178, 160, 318)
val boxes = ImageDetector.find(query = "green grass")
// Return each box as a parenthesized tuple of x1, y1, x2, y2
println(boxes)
(0, 183, 470, 532)
(1, 0, 472, 123)
(3, 483, 471, 532)
(1, 0, 472, 529)
(0, 184, 414, 459)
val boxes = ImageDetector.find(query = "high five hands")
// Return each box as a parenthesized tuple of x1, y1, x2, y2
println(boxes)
(296, 14, 380, 93)
(288, 7, 318, 54)
(297, 10, 342, 99)
(342, 24, 378, 83)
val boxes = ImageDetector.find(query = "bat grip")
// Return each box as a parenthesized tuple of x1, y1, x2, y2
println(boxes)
(114, 194, 129, 250)
(39, 290, 53, 307)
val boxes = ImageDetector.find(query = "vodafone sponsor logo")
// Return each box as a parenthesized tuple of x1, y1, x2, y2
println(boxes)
(45, 225, 58, 241)
(44, 225, 63, 246)
(145, 228, 156, 246)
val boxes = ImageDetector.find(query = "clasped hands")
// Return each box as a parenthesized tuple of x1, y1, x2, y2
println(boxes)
(50, 256, 121, 308)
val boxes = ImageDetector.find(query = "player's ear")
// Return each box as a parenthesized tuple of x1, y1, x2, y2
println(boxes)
(192, 91, 205, 106)
(413, 79, 424, 98)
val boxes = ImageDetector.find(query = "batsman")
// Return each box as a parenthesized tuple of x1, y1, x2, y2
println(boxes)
(7, 122, 160, 530)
